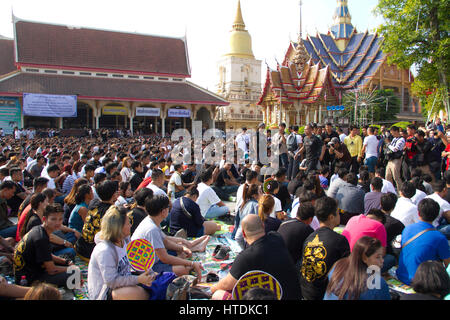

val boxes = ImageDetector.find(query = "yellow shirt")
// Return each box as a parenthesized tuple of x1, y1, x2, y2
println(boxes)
(344, 135, 362, 157)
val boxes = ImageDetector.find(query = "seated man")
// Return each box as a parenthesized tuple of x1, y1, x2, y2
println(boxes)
(277, 202, 315, 266)
(299, 197, 350, 300)
(342, 209, 387, 252)
(212, 162, 240, 201)
(391, 182, 419, 227)
(364, 177, 384, 214)
(335, 173, 365, 225)
(425, 180, 450, 238)
(0, 181, 17, 239)
(13, 204, 80, 287)
(396, 198, 450, 285)
(211, 214, 302, 300)
(196, 169, 230, 219)
(131, 195, 210, 282)
(169, 187, 221, 237)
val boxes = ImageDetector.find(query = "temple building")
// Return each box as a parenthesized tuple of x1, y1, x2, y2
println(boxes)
(214, 0, 263, 131)
(258, 0, 422, 127)
(0, 15, 228, 135)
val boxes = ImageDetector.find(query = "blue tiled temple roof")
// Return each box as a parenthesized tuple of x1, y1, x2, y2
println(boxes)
(294, 31, 386, 90)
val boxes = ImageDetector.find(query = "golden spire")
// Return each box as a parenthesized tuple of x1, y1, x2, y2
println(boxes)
(224, 0, 254, 59)
(233, 0, 246, 31)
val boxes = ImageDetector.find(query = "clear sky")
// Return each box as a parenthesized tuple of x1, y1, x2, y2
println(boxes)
(0, 0, 384, 91)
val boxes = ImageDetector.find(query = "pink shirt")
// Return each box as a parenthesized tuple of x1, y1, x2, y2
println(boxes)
(342, 214, 387, 251)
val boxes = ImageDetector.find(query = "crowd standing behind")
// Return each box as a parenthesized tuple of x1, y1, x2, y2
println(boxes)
(0, 119, 449, 300)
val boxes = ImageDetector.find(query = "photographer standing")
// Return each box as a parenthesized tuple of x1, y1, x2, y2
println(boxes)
(403, 125, 418, 181)
(385, 126, 406, 190)
(328, 137, 351, 173)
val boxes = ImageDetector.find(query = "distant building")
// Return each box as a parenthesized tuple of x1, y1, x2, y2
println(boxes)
(258, 0, 422, 127)
(215, 0, 263, 131)
(0, 15, 228, 135)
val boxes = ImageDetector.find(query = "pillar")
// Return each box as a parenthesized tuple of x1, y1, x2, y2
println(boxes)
(95, 101, 100, 130)
(59, 117, 63, 129)
(162, 117, 166, 136)
(317, 105, 321, 123)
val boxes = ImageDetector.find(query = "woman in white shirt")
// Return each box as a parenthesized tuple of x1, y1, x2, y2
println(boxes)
(120, 157, 133, 182)
(88, 206, 154, 300)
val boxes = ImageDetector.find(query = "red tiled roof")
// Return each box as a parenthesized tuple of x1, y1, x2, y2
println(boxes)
(14, 20, 191, 77)
(0, 39, 17, 76)
(0, 73, 228, 105)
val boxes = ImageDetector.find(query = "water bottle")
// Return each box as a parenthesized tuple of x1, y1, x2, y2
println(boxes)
(19, 275, 28, 286)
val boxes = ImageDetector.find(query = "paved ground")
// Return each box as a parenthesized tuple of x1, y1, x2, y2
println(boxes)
(223, 201, 236, 215)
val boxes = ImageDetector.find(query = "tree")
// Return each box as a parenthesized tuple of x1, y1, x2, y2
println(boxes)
(374, 0, 449, 120)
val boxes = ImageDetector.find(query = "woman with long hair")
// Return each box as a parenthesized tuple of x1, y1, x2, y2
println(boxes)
(62, 178, 89, 226)
(234, 184, 261, 249)
(88, 205, 155, 300)
(324, 236, 390, 300)
(68, 184, 94, 233)
(19, 193, 49, 240)
(258, 194, 281, 235)
(120, 157, 133, 182)
(265, 180, 285, 220)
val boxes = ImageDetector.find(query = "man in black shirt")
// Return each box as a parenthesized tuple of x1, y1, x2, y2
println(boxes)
(7, 167, 30, 216)
(299, 196, 350, 300)
(129, 161, 144, 191)
(211, 214, 302, 300)
(213, 162, 240, 201)
(380, 192, 404, 262)
(13, 204, 78, 287)
(414, 130, 434, 181)
(128, 188, 153, 236)
(301, 124, 322, 173)
(272, 168, 292, 212)
(181, 163, 197, 184)
(278, 202, 314, 266)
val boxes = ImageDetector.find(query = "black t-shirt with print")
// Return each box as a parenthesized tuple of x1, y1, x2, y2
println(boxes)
(384, 215, 405, 255)
(13, 225, 53, 284)
(75, 202, 112, 259)
(300, 227, 350, 300)
(230, 232, 302, 300)
(278, 219, 314, 265)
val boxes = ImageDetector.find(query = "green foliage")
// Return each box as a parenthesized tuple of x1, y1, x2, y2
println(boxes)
(390, 121, 411, 129)
(374, 0, 449, 119)
(298, 126, 305, 134)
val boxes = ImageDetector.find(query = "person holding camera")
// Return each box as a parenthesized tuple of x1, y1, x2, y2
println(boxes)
(385, 126, 405, 190)
(328, 137, 351, 174)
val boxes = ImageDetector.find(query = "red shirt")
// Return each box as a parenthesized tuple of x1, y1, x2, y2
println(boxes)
(405, 135, 417, 160)
(342, 214, 387, 251)
(16, 204, 31, 242)
(446, 144, 450, 171)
